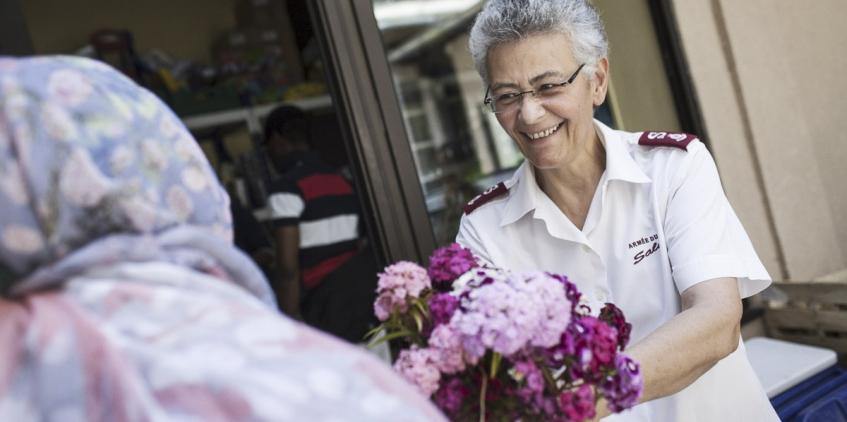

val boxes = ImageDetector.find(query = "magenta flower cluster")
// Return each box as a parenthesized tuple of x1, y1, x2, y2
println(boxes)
(427, 242, 478, 285)
(369, 243, 642, 421)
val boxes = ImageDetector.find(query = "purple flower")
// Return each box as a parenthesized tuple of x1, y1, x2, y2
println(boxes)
(513, 359, 544, 392)
(546, 273, 581, 311)
(599, 354, 643, 412)
(393, 346, 441, 397)
(451, 272, 571, 359)
(429, 293, 459, 327)
(557, 384, 596, 422)
(373, 261, 431, 321)
(600, 302, 632, 350)
(428, 243, 478, 286)
(428, 324, 466, 374)
(555, 316, 618, 382)
(433, 377, 468, 415)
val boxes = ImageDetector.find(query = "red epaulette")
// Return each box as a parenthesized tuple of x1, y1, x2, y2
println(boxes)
(464, 182, 508, 215)
(638, 131, 698, 151)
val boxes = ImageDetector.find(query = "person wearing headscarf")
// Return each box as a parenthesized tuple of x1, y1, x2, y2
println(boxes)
(0, 56, 444, 421)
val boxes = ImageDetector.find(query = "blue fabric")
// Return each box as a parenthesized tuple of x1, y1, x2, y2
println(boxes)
(0, 56, 274, 306)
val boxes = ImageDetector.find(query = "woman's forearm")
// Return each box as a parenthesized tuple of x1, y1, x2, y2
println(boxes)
(623, 278, 742, 404)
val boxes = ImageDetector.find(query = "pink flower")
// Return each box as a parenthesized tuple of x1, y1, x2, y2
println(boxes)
(428, 325, 466, 374)
(428, 243, 478, 286)
(393, 347, 441, 397)
(557, 385, 596, 422)
(451, 271, 570, 358)
(373, 261, 431, 321)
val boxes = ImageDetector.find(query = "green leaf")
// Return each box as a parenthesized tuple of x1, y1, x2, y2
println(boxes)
(490, 352, 502, 379)
(364, 324, 386, 341)
(412, 310, 424, 333)
(414, 299, 429, 318)
(367, 328, 413, 348)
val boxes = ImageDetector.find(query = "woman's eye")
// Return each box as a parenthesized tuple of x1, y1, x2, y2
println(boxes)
(496, 93, 520, 103)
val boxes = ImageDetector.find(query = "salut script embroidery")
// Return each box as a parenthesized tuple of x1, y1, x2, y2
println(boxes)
(628, 234, 659, 265)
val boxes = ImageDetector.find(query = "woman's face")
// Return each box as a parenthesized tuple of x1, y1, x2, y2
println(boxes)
(486, 33, 608, 169)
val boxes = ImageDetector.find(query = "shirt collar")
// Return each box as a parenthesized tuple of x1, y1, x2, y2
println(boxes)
(595, 119, 651, 184)
(499, 119, 650, 228)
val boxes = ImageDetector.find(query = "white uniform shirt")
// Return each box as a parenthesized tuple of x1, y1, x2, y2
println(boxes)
(457, 120, 778, 421)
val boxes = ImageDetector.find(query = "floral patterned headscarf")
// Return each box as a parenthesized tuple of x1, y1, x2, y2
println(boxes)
(0, 56, 445, 422)
(0, 56, 273, 304)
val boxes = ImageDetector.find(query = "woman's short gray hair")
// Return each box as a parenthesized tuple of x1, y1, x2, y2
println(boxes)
(469, 0, 609, 83)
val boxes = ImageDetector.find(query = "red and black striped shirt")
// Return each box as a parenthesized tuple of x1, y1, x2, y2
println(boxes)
(267, 152, 360, 289)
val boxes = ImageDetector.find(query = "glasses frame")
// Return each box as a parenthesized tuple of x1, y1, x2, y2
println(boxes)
(483, 63, 586, 114)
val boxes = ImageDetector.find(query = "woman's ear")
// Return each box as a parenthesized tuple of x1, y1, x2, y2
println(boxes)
(592, 57, 610, 107)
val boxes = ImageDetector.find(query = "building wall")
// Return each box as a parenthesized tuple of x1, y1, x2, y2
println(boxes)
(595, 0, 681, 133)
(672, 0, 847, 280)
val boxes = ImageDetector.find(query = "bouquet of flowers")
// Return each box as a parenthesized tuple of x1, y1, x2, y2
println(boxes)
(369, 243, 642, 421)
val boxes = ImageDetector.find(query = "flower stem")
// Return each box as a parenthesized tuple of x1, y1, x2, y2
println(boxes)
(479, 368, 488, 422)
(490, 352, 502, 379)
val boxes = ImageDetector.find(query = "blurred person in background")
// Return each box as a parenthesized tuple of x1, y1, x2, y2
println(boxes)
(262, 105, 379, 343)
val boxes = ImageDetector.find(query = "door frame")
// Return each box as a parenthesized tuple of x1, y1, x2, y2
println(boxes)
(308, 0, 437, 265)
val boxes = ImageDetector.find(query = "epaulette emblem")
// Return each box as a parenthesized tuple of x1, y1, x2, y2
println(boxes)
(463, 182, 508, 215)
(638, 131, 698, 151)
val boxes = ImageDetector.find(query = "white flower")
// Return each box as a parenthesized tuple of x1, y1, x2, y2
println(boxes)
(3, 224, 43, 254)
(60, 149, 112, 207)
(181, 166, 208, 192)
(86, 112, 128, 139)
(109, 145, 135, 174)
(167, 186, 193, 221)
(159, 115, 180, 138)
(141, 140, 167, 172)
(41, 102, 78, 142)
(108, 92, 134, 121)
(0, 161, 28, 205)
(136, 91, 160, 120)
(47, 68, 93, 107)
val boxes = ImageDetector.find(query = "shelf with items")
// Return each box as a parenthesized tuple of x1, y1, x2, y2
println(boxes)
(181, 94, 332, 134)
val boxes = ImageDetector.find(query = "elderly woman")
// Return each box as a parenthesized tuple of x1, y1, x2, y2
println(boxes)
(0, 56, 444, 421)
(457, 0, 777, 420)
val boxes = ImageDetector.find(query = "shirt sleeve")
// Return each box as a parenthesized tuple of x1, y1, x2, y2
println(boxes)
(456, 214, 495, 267)
(664, 143, 771, 298)
(267, 178, 304, 228)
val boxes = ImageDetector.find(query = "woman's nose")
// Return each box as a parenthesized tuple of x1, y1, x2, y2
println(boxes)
(518, 95, 546, 124)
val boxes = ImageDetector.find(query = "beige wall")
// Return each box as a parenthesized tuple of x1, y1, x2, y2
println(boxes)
(672, 0, 847, 281)
(22, 0, 236, 62)
(595, 0, 681, 133)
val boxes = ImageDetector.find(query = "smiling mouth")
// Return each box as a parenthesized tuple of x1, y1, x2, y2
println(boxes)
(524, 122, 564, 141)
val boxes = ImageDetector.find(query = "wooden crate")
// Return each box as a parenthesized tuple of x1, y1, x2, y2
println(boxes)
(764, 282, 847, 353)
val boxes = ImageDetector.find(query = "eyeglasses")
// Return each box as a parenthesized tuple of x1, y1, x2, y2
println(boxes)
(483, 63, 586, 114)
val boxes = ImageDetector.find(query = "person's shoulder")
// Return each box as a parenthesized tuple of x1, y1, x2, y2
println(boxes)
(620, 129, 707, 164)
(629, 130, 703, 153)
(463, 181, 511, 216)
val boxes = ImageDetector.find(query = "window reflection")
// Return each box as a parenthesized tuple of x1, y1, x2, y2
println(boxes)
(373, 0, 616, 245)
(373, 0, 522, 245)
